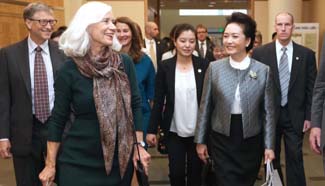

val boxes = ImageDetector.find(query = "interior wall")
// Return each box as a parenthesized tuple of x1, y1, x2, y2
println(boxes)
(160, 9, 226, 39)
(63, 0, 146, 37)
(107, 1, 145, 35)
(254, 1, 269, 43)
(0, 0, 64, 47)
(309, 0, 325, 54)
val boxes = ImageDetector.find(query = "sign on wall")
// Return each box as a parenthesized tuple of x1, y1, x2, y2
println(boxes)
(292, 23, 319, 63)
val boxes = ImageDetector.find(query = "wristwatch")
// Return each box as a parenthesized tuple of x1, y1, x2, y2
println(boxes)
(135, 141, 146, 148)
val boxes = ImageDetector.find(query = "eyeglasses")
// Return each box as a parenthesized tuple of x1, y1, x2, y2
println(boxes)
(28, 18, 58, 26)
(197, 31, 207, 34)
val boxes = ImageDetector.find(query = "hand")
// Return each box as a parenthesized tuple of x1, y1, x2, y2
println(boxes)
(133, 145, 151, 175)
(0, 140, 12, 159)
(146, 134, 157, 147)
(309, 127, 321, 155)
(196, 144, 209, 164)
(303, 120, 311, 132)
(39, 165, 56, 186)
(264, 149, 275, 163)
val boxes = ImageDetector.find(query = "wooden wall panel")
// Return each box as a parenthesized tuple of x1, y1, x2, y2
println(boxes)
(0, 0, 64, 48)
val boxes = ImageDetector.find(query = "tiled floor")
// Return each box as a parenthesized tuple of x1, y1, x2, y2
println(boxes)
(1, 131, 325, 186)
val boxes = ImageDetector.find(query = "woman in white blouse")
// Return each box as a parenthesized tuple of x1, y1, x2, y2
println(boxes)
(146, 23, 209, 186)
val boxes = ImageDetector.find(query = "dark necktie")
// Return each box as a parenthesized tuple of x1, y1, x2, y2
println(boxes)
(279, 47, 289, 106)
(200, 42, 205, 58)
(34, 46, 50, 123)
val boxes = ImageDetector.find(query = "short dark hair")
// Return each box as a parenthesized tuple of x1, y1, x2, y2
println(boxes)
(23, 2, 53, 20)
(174, 23, 196, 41)
(51, 26, 67, 39)
(224, 12, 256, 52)
(272, 32, 277, 40)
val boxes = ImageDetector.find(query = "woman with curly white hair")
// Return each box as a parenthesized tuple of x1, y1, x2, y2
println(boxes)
(39, 2, 150, 186)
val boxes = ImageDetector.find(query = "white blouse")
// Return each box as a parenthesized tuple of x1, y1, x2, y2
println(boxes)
(229, 55, 250, 114)
(170, 67, 198, 137)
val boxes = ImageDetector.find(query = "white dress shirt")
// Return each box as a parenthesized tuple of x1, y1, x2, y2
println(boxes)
(229, 55, 251, 114)
(276, 39, 293, 73)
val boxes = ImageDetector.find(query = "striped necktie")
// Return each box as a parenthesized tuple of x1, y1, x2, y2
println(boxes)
(199, 42, 205, 58)
(279, 47, 289, 106)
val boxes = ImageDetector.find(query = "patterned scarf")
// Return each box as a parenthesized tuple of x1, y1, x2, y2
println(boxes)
(73, 47, 134, 178)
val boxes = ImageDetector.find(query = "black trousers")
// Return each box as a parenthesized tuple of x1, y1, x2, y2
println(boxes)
(167, 132, 202, 186)
(273, 106, 306, 186)
(13, 117, 47, 186)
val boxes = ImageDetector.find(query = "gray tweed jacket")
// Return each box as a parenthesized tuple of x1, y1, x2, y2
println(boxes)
(194, 57, 276, 149)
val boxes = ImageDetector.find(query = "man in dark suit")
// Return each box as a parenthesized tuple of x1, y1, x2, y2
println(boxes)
(0, 2, 65, 186)
(144, 21, 162, 72)
(252, 12, 317, 186)
(310, 35, 325, 173)
(195, 24, 215, 62)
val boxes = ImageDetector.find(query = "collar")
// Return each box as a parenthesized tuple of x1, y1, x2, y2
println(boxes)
(275, 39, 293, 53)
(229, 55, 250, 70)
(145, 37, 154, 44)
(199, 40, 206, 45)
(28, 35, 49, 55)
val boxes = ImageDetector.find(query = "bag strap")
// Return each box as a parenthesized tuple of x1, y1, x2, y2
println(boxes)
(132, 122, 142, 163)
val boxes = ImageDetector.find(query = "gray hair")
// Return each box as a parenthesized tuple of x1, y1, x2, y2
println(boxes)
(23, 2, 53, 20)
(59, 2, 112, 57)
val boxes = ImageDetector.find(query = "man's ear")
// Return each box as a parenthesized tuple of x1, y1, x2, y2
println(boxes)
(25, 19, 32, 30)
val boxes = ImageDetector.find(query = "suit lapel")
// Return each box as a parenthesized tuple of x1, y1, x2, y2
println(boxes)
(167, 57, 176, 105)
(289, 42, 301, 91)
(48, 41, 60, 78)
(17, 39, 32, 99)
(270, 43, 281, 91)
(192, 56, 203, 104)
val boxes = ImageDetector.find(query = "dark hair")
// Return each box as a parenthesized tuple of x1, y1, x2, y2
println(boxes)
(174, 23, 196, 41)
(161, 24, 180, 52)
(272, 32, 277, 40)
(134, 22, 145, 48)
(116, 17, 143, 63)
(23, 2, 53, 20)
(51, 26, 67, 39)
(224, 12, 256, 52)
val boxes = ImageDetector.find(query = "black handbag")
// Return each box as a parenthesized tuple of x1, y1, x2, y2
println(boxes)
(135, 159, 150, 186)
(201, 157, 216, 186)
(157, 128, 168, 154)
(132, 126, 150, 186)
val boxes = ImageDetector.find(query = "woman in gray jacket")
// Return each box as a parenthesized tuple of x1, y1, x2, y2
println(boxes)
(195, 12, 276, 186)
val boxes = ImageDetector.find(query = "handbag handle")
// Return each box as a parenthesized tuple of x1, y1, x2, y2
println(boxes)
(132, 123, 142, 163)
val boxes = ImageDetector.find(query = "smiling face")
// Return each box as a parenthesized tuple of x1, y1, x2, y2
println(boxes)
(25, 11, 55, 45)
(174, 30, 196, 57)
(223, 23, 250, 60)
(87, 11, 116, 48)
(115, 22, 132, 48)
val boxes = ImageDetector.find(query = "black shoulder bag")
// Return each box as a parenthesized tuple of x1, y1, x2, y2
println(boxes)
(132, 126, 150, 186)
